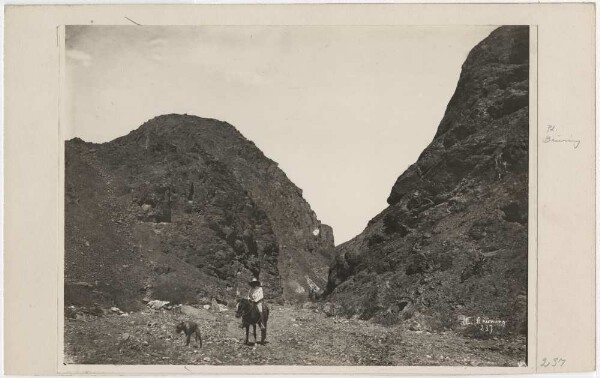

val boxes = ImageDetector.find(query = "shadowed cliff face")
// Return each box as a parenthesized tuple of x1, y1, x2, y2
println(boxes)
(325, 26, 529, 334)
(65, 115, 334, 310)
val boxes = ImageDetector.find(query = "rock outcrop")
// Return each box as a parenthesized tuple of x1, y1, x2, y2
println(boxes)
(324, 26, 529, 335)
(65, 115, 334, 310)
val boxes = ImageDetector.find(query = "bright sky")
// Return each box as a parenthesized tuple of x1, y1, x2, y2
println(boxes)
(65, 25, 496, 245)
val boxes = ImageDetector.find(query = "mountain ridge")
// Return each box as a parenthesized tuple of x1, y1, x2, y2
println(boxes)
(65, 114, 334, 310)
(323, 26, 529, 337)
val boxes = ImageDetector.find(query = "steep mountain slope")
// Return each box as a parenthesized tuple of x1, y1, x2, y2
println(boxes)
(324, 26, 529, 335)
(65, 115, 334, 310)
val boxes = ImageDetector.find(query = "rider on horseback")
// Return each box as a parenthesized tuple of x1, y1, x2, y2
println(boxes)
(247, 277, 266, 329)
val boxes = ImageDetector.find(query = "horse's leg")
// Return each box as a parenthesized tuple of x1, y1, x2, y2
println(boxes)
(186, 333, 191, 346)
(253, 324, 257, 344)
(245, 325, 250, 345)
(259, 311, 266, 329)
(258, 310, 266, 344)
(260, 327, 267, 344)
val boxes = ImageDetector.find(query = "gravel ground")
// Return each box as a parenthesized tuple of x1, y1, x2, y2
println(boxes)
(64, 304, 526, 366)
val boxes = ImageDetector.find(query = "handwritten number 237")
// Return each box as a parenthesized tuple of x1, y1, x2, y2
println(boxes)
(479, 324, 493, 334)
(540, 357, 566, 367)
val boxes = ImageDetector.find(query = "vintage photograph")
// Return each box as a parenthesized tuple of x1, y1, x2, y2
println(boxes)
(63, 24, 529, 366)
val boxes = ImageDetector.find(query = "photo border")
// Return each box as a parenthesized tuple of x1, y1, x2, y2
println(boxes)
(3, 4, 595, 375)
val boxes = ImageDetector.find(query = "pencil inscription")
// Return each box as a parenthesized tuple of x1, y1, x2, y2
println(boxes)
(540, 357, 566, 368)
(543, 125, 580, 149)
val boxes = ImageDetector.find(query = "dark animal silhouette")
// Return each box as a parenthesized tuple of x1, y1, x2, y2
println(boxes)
(175, 321, 202, 347)
(235, 298, 269, 345)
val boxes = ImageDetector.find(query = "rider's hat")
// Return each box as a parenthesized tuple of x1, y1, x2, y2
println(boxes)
(249, 277, 261, 287)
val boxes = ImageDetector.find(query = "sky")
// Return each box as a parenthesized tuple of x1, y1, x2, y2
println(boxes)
(65, 25, 497, 245)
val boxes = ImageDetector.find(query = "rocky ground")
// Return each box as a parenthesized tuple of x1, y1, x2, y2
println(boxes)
(64, 304, 526, 366)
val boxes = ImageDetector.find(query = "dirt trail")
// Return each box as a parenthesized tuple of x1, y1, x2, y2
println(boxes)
(64, 304, 526, 366)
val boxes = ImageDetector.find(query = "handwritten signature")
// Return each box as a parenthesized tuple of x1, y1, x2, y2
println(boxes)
(458, 315, 506, 335)
(543, 125, 581, 149)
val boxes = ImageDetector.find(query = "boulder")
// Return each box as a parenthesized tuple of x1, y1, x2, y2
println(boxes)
(210, 298, 220, 313)
(216, 303, 228, 312)
(322, 302, 336, 317)
(147, 300, 169, 310)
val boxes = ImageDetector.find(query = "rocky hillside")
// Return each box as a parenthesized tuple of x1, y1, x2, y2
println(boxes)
(65, 115, 334, 311)
(324, 26, 529, 335)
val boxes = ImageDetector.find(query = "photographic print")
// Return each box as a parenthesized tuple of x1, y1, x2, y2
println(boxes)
(63, 24, 529, 367)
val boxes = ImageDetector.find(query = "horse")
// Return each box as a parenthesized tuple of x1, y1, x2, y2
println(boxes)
(235, 298, 269, 345)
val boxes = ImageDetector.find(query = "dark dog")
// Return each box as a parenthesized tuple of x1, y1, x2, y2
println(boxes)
(175, 321, 202, 347)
